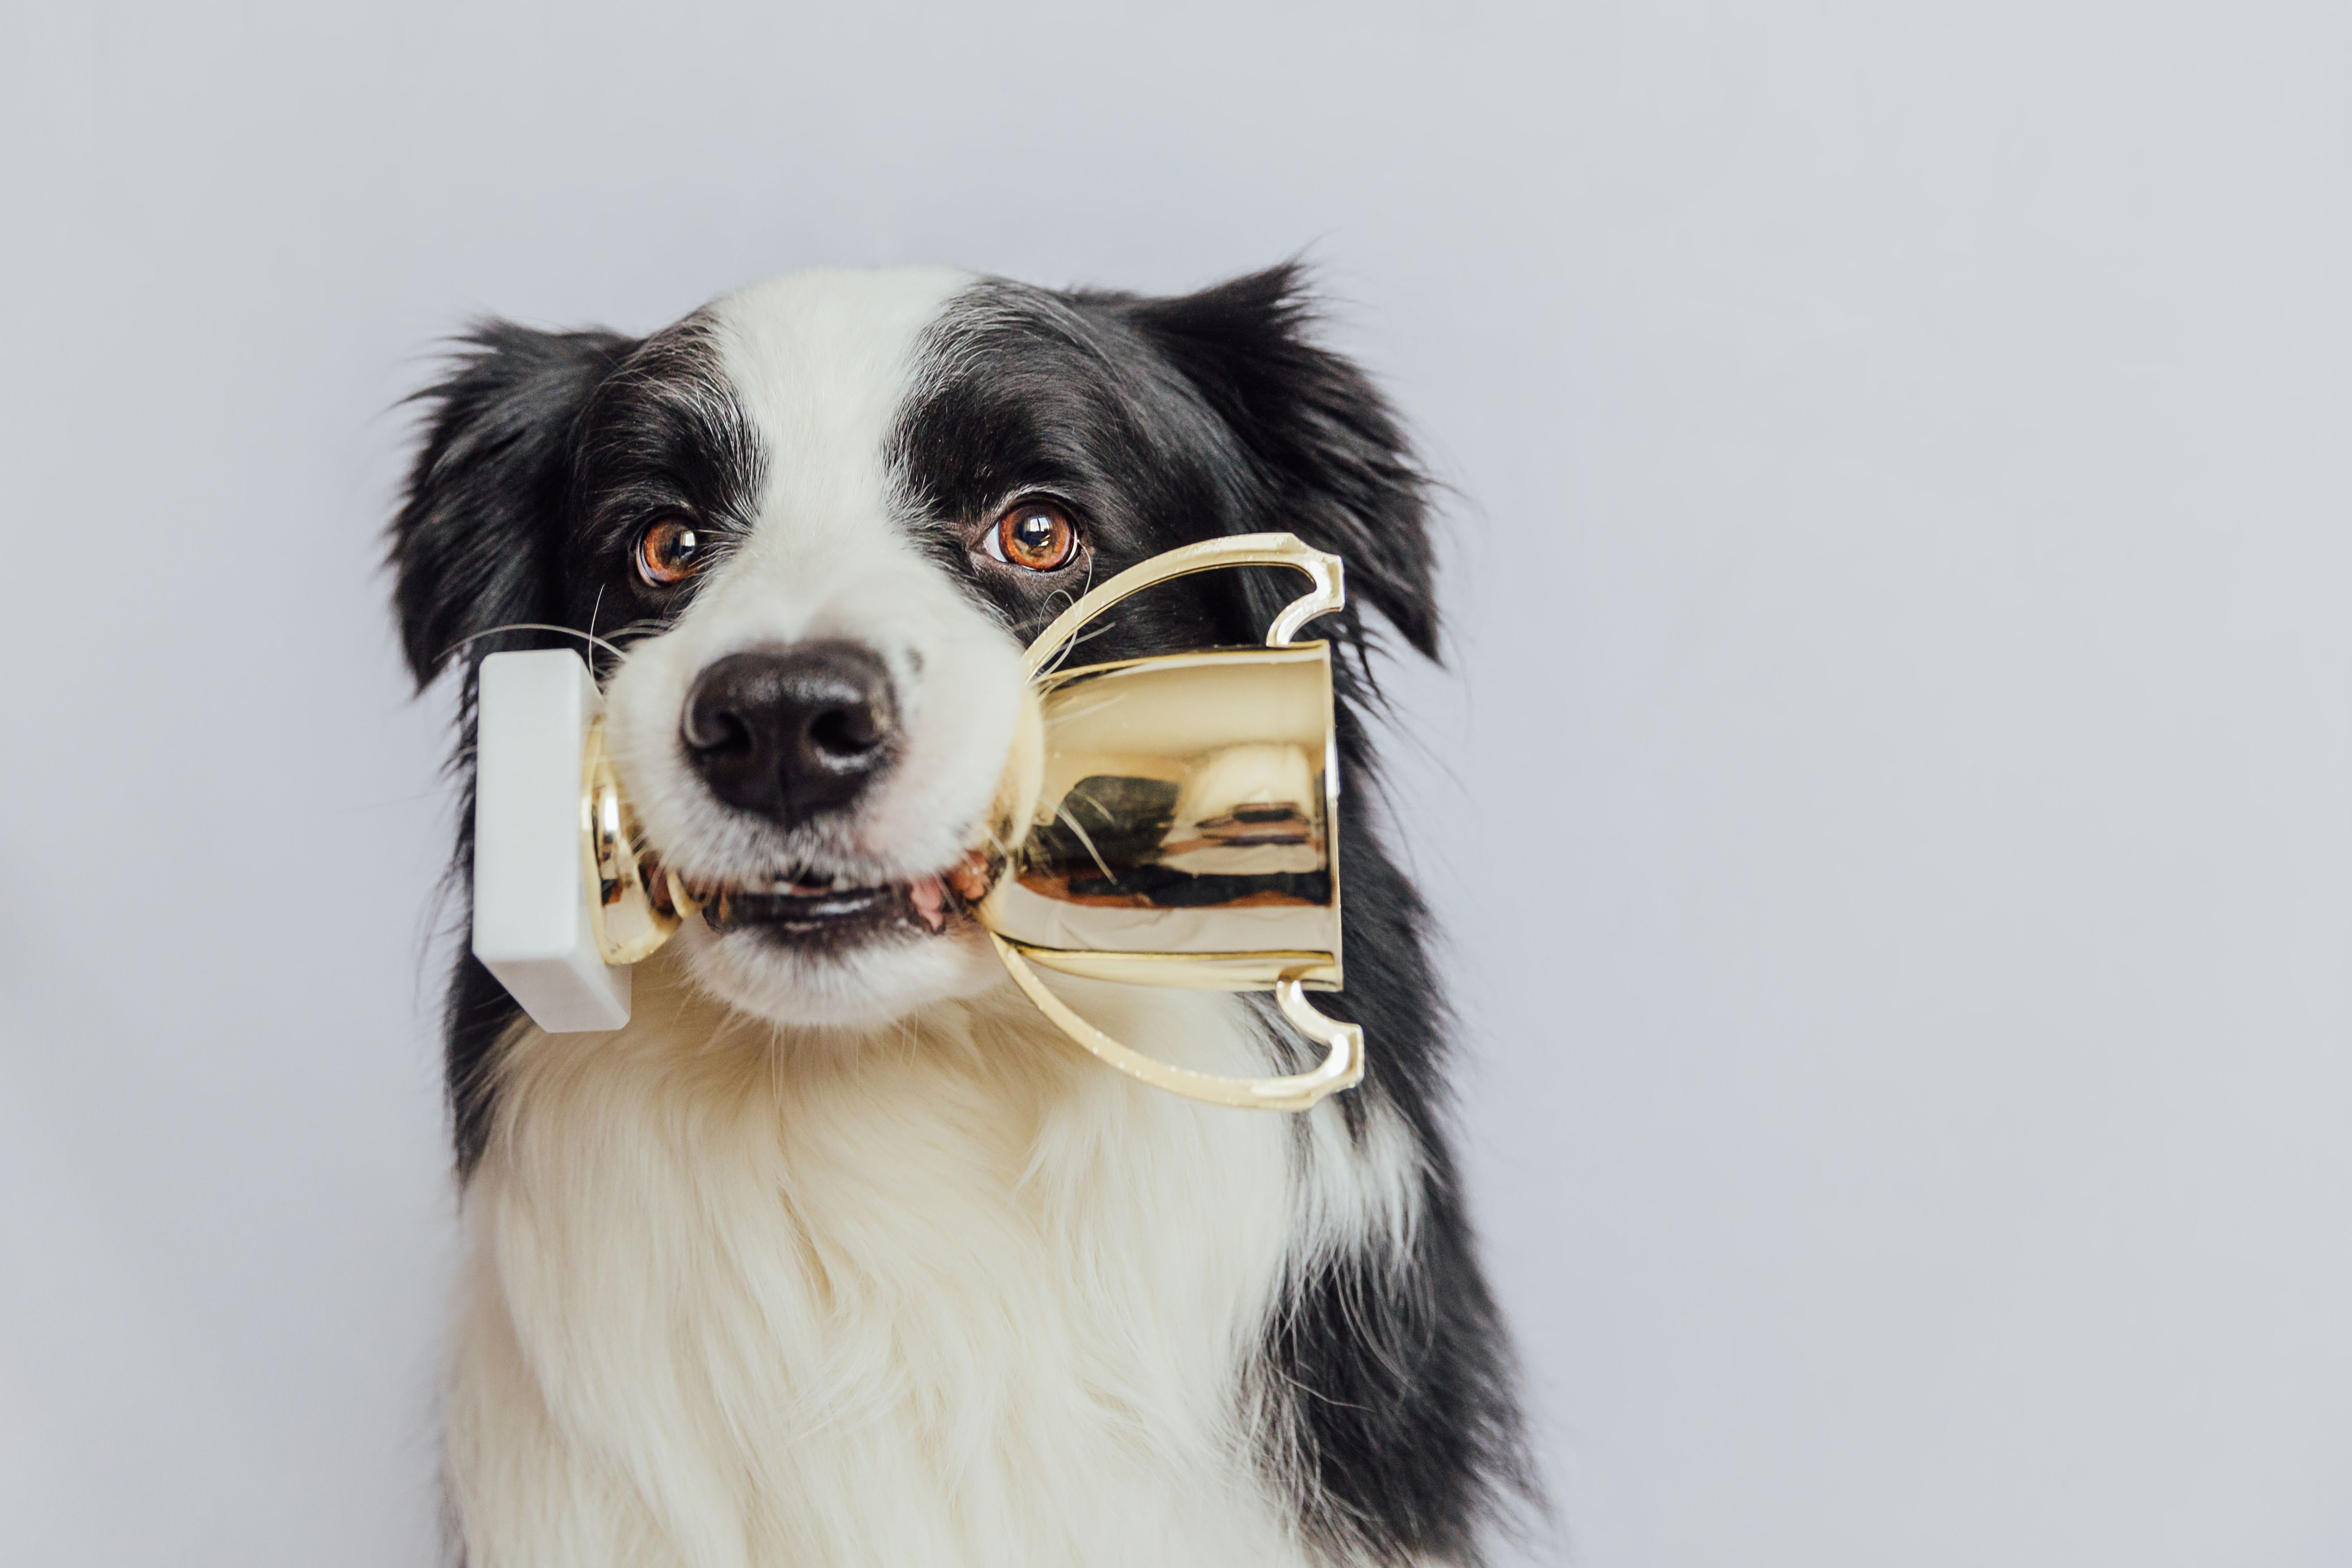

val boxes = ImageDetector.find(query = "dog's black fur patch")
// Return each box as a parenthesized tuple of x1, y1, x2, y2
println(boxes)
(391, 317, 759, 1173)
(390, 265, 1536, 1563)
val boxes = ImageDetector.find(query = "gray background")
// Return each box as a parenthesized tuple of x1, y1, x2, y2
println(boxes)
(3, 2, 2345, 1564)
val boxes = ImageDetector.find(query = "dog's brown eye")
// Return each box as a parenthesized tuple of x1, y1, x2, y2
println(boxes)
(635, 519, 705, 587)
(989, 501, 1078, 572)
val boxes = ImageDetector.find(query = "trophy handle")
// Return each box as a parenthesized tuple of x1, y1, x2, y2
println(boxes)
(1020, 532, 1345, 678)
(582, 718, 700, 966)
(988, 935, 1364, 1111)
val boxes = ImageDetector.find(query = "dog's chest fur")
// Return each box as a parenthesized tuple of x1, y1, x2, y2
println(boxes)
(444, 959, 1416, 1567)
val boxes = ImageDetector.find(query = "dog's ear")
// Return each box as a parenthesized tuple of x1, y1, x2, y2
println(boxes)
(1120, 264, 1440, 662)
(389, 322, 637, 689)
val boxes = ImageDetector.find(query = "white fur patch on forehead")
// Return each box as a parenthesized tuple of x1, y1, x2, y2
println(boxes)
(704, 266, 972, 523)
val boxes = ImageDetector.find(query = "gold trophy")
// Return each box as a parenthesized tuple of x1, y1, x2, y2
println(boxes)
(522, 534, 1361, 1112)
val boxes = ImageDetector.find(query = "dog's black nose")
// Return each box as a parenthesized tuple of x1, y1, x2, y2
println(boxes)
(680, 642, 897, 824)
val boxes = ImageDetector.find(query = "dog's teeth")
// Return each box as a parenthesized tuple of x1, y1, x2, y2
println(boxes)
(946, 849, 995, 904)
(831, 873, 853, 891)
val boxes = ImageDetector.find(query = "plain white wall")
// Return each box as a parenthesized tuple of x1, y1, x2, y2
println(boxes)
(3, 2, 2346, 1563)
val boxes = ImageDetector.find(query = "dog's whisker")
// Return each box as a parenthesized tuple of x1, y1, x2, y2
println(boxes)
(1038, 617, 1122, 678)
(1051, 803, 1116, 885)
(442, 621, 627, 665)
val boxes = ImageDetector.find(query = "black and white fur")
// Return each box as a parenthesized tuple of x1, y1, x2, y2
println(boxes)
(391, 265, 1533, 1567)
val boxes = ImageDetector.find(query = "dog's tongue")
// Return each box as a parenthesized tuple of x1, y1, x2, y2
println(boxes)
(909, 875, 947, 933)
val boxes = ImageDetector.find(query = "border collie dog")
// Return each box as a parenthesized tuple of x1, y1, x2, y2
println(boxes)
(390, 264, 1533, 1568)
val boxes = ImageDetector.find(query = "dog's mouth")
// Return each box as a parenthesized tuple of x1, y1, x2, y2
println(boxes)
(701, 871, 953, 945)
(646, 853, 997, 948)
